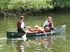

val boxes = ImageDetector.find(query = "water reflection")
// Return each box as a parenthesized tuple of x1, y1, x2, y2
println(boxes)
(6, 37, 52, 52)
(0, 33, 66, 52)
(7, 39, 25, 52)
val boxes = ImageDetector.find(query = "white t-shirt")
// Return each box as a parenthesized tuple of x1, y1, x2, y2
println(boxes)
(43, 20, 49, 26)
(21, 22, 25, 28)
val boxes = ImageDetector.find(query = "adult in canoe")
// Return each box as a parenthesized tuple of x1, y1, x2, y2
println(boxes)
(17, 16, 26, 33)
(43, 16, 54, 30)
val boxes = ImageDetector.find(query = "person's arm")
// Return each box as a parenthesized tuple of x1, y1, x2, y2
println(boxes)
(52, 22, 54, 28)
(22, 28, 26, 32)
(49, 21, 54, 28)
(43, 21, 46, 27)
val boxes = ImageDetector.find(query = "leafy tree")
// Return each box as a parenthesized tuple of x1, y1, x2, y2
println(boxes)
(53, 0, 70, 8)
(0, 0, 9, 10)
(0, 0, 54, 16)
(0, 0, 53, 11)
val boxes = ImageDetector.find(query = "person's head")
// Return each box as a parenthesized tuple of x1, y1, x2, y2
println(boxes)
(35, 25, 39, 30)
(47, 16, 52, 21)
(28, 26, 31, 30)
(44, 26, 50, 32)
(20, 16, 24, 22)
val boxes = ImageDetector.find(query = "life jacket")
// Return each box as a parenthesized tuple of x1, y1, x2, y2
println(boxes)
(35, 27, 44, 33)
(49, 21, 52, 27)
(17, 21, 25, 33)
(28, 29, 34, 32)
(17, 21, 21, 28)
(48, 21, 55, 30)
(17, 20, 26, 33)
(44, 21, 52, 28)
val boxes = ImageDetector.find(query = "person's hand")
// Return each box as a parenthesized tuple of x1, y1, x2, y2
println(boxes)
(25, 31, 28, 33)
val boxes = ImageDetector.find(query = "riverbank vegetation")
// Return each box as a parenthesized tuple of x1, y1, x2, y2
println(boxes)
(0, 0, 70, 17)
(0, 13, 70, 52)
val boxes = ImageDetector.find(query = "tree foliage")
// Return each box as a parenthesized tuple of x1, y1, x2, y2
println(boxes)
(0, 0, 53, 11)
(0, 0, 9, 10)
(0, 0, 70, 16)
(0, 0, 70, 11)
(53, 0, 70, 8)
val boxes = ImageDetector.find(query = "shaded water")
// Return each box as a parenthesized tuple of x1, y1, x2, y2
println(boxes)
(0, 13, 70, 52)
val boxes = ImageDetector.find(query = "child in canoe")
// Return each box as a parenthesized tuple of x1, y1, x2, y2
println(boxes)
(27, 25, 50, 33)
(34, 25, 44, 33)
(34, 25, 50, 33)
(27, 26, 34, 32)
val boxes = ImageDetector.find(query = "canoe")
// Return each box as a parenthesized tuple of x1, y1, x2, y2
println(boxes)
(6, 25, 66, 38)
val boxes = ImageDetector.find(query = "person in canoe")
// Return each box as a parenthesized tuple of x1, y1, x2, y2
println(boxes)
(28, 26, 35, 32)
(34, 25, 44, 33)
(43, 16, 55, 49)
(17, 16, 27, 33)
(44, 26, 50, 32)
(43, 16, 54, 31)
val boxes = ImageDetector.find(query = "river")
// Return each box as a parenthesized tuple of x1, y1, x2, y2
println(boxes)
(0, 13, 70, 52)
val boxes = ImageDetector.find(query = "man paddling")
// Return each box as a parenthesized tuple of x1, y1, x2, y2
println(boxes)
(17, 16, 28, 52)
(17, 16, 26, 33)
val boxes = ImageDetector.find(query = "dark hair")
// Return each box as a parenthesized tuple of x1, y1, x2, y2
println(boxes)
(20, 16, 24, 19)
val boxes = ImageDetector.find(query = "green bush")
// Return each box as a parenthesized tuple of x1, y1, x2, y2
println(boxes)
(53, 0, 70, 8)
(0, 0, 70, 14)
(0, 0, 53, 11)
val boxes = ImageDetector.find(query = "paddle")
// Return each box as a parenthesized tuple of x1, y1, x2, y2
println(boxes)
(22, 32, 27, 41)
